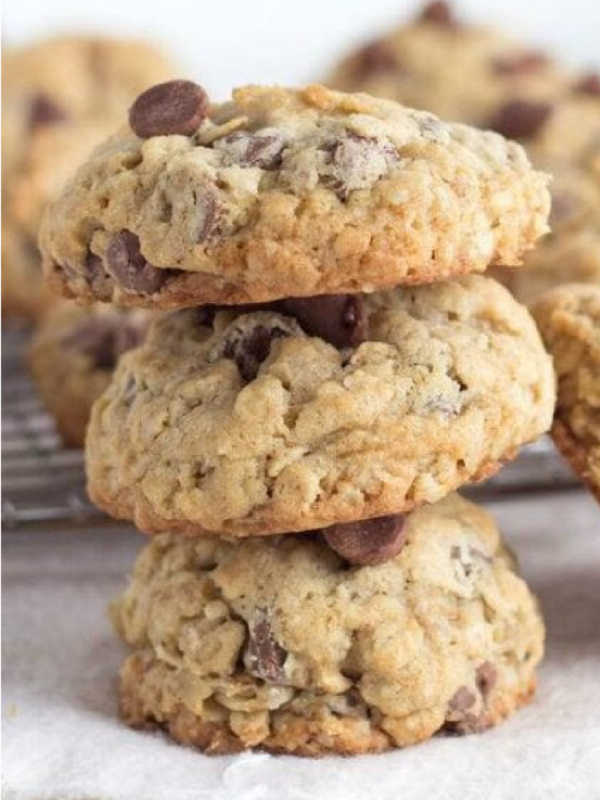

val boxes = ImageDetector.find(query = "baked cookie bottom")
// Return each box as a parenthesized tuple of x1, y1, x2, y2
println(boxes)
(118, 651, 537, 757)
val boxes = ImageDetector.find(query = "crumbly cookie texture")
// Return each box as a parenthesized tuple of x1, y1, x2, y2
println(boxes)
(2, 36, 174, 321)
(532, 284, 600, 501)
(113, 494, 545, 756)
(325, 2, 570, 131)
(86, 276, 555, 536)
(28, 304, 151, 447)
(40, 82, 550, 309)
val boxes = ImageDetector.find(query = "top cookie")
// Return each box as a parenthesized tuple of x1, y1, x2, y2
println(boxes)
(40, 82, 550, 308)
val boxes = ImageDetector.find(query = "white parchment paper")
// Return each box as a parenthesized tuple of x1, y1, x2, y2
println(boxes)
(3, 492, 600, 800)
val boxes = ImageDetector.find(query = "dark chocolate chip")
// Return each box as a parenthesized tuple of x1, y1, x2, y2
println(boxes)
(418, 1, 457, 26)
(105, 231, 172, 295)
(244, 611, 287, 684)
(215, 131, 285, 169)
(279, 294, 368, 349)
(448, 686, 477, 713)
(129, 79, 209, 138)
(488, 99, 553, 139)
(29, 93, 68, 129)
(323, 514, 407, 566)
(573, 73, 600, 97)
(321, 133, 398, 201)
(491, 52, 550, 76)
(352, 41, 399, 79)
(218, 315, 300, 382)
(195, 183, 222, 242)
(476, 661, 497, 698)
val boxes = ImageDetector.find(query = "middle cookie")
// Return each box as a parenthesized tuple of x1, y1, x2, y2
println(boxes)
(86, 276, 555, 537)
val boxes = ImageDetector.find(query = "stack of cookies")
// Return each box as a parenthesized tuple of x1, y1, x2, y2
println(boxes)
(40, 79, 556, 755)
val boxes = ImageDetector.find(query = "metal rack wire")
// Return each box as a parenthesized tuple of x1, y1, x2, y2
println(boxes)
(2, 325, 580, 532)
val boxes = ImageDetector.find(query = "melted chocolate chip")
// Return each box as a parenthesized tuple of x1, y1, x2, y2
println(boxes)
(129, 80, 209, 138)
(279, 295, 368, 348)
(476, 661, 497, 698)
(105, 231, 172, 295)
(244, 611, 287, 684)
(29, 93, 68, 129)
(215, 131, 286, 169)
(323, 514, 407, 566)
(448, 686, 477, 713)
(418, 1, 457, 26)
(353, 41, 399, 79)
(195, 183, 222, 242)
(491, 51, 550, 76)
(573, 73, 600, 97)
(488, 99, 553, 139)
(217, 315, 301, 382)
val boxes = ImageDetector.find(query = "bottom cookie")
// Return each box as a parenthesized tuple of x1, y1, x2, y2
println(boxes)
(113, 495, 544, 756)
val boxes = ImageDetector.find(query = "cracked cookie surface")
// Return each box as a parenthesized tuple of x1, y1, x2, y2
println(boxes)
(40, 82, 550, 308)
(114, 494, 545, 756)
(532, 284, 600, 501)
(28, 303, 151, 447)
(85, 276, 555, 536)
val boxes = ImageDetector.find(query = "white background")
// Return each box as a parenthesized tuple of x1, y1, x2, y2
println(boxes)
(3, 0, 600, 101)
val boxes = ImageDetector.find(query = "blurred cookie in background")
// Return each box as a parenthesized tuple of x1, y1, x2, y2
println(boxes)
(325, 1, 568, 130)
(2, 36, 175, 323)
(327, 1, 600, 303)
(28, 303, 152, 448)
(532, 284, 600, 503)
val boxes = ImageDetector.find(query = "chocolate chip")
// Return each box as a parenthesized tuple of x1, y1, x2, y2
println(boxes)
(105, 231, 172, 295)
(129, 80, 209, 138)
(29, 93, 68, 129)
(352, 41, 399, 79)
(195, 183, 222, 242)
(216, 314, 302, 382)
(573, 73, 600, 97)
(476, 661, 497, 698)
(323, 514, 407, 566)
(279, 294, 368, 348)
(491, 51, 550, 75)
(418, 1, 457, 26)
(322, 133, 398, 200)
(444, 711, 491, 736)
(448, 686, 477, 713)
(488, 99, 553, 139)
(244, 611, 287, 684)
(214, 131, 286, 169)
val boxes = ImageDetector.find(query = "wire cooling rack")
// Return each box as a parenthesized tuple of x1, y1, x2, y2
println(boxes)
(2, 324, 580, 532)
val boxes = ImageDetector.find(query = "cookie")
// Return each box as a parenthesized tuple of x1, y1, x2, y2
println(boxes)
(532, 284, 600, 502)
(85, 276, 555, 536)
(40, 82, 550, 309)
(28, 303, 151, 447)
(493, 159, 600, 303)
(2, 36, 174, 321)
(113, 494, 544, 756)
(326, 2, 569, 132)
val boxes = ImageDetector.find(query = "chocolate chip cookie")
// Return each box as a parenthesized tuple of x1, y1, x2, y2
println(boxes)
(532, 284, 600, 502)
(326, 2, 569, 134)
(2, 36, 174, 321)
(113, 494, 544, 756)
(40, 81, 550, 309)
(85, 276, 554, 536)
(28, 303, 151, 447)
